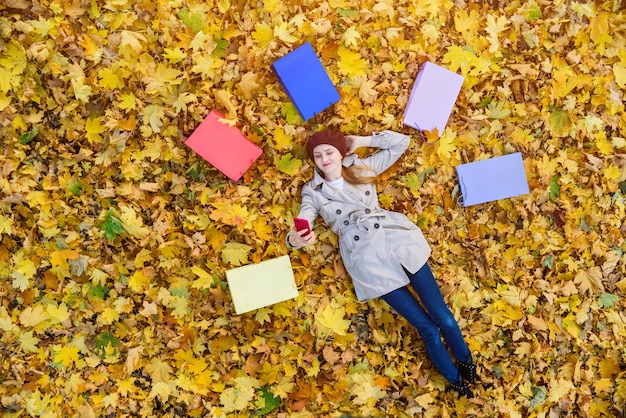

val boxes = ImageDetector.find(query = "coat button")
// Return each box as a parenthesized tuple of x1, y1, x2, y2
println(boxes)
(374, 223, 379, 228)
(336, 209, 342, 214)
(365, 208, 370, 214)
(344, 220, 349, 225)
(365, 191, 370, 196)
(354, 235, 359, 241)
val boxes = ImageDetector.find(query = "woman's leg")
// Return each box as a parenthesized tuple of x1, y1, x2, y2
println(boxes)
(381, 286, 461, 384)
(406, 263, 473, 365)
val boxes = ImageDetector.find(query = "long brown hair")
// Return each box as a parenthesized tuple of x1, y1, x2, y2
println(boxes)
(342, 165, 377, 185)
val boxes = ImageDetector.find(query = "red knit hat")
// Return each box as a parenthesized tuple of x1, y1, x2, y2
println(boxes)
(306, 130, 347, 160)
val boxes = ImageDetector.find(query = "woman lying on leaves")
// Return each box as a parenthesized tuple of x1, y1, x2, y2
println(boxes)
(286, 129, 479, 397)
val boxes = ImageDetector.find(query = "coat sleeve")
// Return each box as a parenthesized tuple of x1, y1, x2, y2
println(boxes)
(356, 130, 410, 174)
(286, 183, 320, 249)
(295, 182, 319, 226)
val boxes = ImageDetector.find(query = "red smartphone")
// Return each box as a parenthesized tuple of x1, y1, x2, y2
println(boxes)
(294, 217, 311, 235)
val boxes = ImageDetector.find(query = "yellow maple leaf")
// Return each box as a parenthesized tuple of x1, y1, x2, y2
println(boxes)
(536, 153, 560, 179)
(118, 92, 136, 112)
(611, 136, 626, 148)
(358, 78, 378, 104)
(273, 20, 297, 43)
(603, 165, 622, 181)
(574, 267, 604, 295)
(372, 0, 394, 18)
(98, 306, 120, 325)
(143, 63, 182, 94)
(217, 117, 237, 127)
(238, 71, 260, 99)
(173, 92, 196, 113)
(19, 330, 40, 353)
(594, 377, 614, 393)
(170, 296, 190, 319)
(526, 314, 548, 331)
(11, 272, 30, 292)
(19, 304, 49, 329)
(128, 269, 152, 293)
(214, 89, 238, 119)
(207, 226, 227, 250)
(79, 32, 99, 58)
(191, 266, 214, 290)
(589, 11, 612, 51)
(119, 30, 146, 58)
(124, 347, 144, 374)
(599, 356, 620, 376)
(562, 313, 582, 338)
(454, 8, 479, 33)
(149, 381, 175, 401)
(220, 376, 259, 413)
(272, 126, 292, 150)
(337, 46, 367, 77)
(415, 392, 435, 408)
(547, 378, 575, 403)
(90, 268, 108, 285)
(117, 377, 136, 397)
(210, 201, 251, 229)
(220, 242, 252, 266)
(189, 52, 214, 79)
(138, 301, 158, 318)
(436, 130, 456, 161)
(54, 345, 81, 368)
(0, 40, 26, 92)
(497, 284, 521, 307)
(485, 14, 509, 53)
(252, 217, 274, 241)
(252, 23, 274, 48)
(24, 390, 50, 416)
(133, 248, 152, 268)
(47, 302, 70, 324)
(422, 127, 439, 143)
(443, 45, 476, 76)
(188, 28, 211, 51)
(350, 372, 386, 405)
(119, 205, 150, 239)
(342, 27, 361, 47)
(120, 161, 143, 181)
(315, 303, 351, 336)
(71, 78, 93, 102)
(163, 47, 186, 64)
(187, 356, 208, 374)
(0, 307, 15, 332)
(140, 104, 165, 135)
(50, 248, 80, 270)
(61, 368, 81, 392)
(0, 213, 12, 235)
(98, 67, 124, 89)
(145, 358, 173, 383)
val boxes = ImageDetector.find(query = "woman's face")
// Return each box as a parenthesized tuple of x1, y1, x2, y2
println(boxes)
(313, 144, 342, 179)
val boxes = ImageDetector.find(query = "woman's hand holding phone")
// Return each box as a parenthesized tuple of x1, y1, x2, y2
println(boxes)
(290, 218, 315, 247)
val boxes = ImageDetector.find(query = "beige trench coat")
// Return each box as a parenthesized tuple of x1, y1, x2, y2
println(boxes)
(296, 130, 431, 301)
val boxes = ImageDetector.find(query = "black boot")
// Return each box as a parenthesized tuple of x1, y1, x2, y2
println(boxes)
(458, 360, 478, 384)
(449, 379, 473, 397)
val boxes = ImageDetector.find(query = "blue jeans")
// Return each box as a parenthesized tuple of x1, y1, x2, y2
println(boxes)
(381, 263, 472, 385)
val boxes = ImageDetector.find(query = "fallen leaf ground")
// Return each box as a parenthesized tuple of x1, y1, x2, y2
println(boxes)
(1, 0, 626, 417)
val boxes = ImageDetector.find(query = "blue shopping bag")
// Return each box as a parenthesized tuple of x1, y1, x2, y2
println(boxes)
(456, 152, 530, 206)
